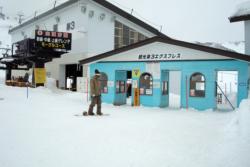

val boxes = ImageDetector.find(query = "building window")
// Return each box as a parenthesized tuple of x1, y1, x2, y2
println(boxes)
(53, 24, 58, 31)
(190, 73, 206, 97)
(116, 81, 126, 94)
(139, 73, 153, 95)
(162, 81, 168, 95)
(100, 73, 108, 94)
(114, 21, 148, 49)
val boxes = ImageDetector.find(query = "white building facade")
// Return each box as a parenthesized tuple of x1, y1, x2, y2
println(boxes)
(9, 0, 163, 91)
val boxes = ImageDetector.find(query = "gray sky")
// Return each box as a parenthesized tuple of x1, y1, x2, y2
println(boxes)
(0, 0, 247, 43)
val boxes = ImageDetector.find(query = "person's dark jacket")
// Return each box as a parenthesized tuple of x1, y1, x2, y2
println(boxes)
(90, 75, 101, 97)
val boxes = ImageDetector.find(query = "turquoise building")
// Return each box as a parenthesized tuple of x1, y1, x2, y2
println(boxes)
(80, 36, 250, 111)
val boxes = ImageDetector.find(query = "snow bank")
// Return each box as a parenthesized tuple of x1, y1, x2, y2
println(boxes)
(0, 70, 5, 85)
(222, 41, 245, 54)
(195, 41, 245, 54)
(0, 84, 250, 167)
(232, 1, 250, 17)
(44, 77, 58, 92)
(237, 91, 250, 138)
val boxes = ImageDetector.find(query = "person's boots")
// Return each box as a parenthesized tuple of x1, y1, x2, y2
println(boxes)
(88, 111, 95, 116)
(96, 112, 103, 116)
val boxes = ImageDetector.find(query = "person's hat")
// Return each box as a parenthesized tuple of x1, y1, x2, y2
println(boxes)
(95, 69, 101, 75)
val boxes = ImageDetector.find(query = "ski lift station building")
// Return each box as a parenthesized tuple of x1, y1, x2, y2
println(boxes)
(8, 0, 250, 110)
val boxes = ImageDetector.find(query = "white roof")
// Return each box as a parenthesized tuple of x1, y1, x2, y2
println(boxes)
(231, 1, 250, 17)
(0, 58, 14, 63)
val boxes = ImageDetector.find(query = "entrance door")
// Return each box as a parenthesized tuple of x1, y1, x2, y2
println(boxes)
(160, 70, 169, 107)
(126, 71, 132, 105)
(114, 70, 127, 106)
(216, 71, 238, 110)
(65, 64, 83, 91)
(169, 71, 181, 108)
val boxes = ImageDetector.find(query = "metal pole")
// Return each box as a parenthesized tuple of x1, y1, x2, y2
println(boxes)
(26, 83, 29, 99)
(230, 82, 232, 94)
(186, 76, 188, 110)
(225, 83, 227, 104)
(87, 77, 88, 103)
(216, 82, 235, 110)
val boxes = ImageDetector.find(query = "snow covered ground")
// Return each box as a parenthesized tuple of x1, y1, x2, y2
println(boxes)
(0, 76, 250, 167)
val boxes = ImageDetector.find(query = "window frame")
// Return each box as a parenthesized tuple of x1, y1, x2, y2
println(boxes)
(162, 81, 169, 95)
(100, 72, 108, 94)
(53, 24, 58, 32)
(116, 80, 126, 94)
(114, 21, 148, 49)
(139, 72, 153, 96)
(189, 72, 206, 98)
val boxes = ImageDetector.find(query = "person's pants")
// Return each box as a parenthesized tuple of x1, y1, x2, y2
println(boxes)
(88, 96, 102, 114)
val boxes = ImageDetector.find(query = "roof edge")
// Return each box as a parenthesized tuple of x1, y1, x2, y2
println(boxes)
(9, 0, 169, 38)
(9, 0, 78, 33)
(79, 36, 250, 64)
(229, 14, 250, 22)
(92, 0, 167, 38)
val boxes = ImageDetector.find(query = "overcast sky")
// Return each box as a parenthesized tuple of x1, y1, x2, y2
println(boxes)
(0, 0, 248, 43)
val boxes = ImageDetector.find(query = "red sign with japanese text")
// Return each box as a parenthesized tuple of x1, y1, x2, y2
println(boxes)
(35, 30, 72, 50)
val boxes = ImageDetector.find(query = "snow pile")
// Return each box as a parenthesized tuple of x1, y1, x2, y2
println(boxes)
(232, 1, 250, 17)
(222, 41, 245, 54)
(44, 77, 58, 92)
(195, 41, 245, 54)
(237, 91, 250, 138)
(0, 70, 5, 84)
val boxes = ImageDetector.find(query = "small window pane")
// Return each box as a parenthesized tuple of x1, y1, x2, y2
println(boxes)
(116, 81, 126, 94)
(100, 73, 108, 94)
(139, 73, 153, 95)
(196, 82, 205, 91)
(53, 24, 58, 31)
(190, 73, 206, 97)
(162, 81, 168, 95)
(114, 21, 148, 49)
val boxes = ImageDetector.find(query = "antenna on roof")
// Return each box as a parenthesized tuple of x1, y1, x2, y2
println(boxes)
(17, 11, 24, 24)
(160, 25, 163, 32)
(34, 11, 37, 18)
(131, 9, 134, 15)
(53, 1, 57, 8)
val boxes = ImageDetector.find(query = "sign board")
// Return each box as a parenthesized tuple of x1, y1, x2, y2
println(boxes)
(35, 30, 72, 50)
(132, 80, 138, 88)
(134, 88, 140, 106)
(132, 69, 141, 78)
(34, 68, 46, 84)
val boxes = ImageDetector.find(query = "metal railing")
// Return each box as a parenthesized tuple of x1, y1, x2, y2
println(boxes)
(216, 81, 235, 110)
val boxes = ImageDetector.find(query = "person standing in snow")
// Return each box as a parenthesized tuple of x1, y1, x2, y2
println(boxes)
(87, 69, 103, 115)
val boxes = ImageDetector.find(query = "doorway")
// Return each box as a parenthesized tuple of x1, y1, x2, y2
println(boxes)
(216, 71, 238, 110)
(114, 70, 127, 106)
(65, 64, 83, 91)
(114, 70, 132, 106)
(161, 70, 181, 108)
(169, 71, 181, 109)
(126, 71, 132, 105)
